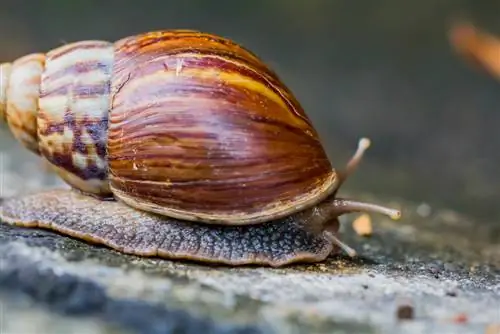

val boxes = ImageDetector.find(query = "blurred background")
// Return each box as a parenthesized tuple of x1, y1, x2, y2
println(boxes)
(1, 0, 500, 222)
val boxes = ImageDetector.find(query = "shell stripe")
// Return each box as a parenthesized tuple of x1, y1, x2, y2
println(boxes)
(113, 33, 309, 126)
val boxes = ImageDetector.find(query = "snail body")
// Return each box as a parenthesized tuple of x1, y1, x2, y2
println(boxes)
(0, 30, 400, 266)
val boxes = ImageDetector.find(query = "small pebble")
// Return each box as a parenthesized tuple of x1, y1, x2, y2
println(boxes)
(452, 313, 468, 324)
(427, 266, 441, 279)
(396, 304, 414, 320)
(353, 214, 372, 237)
(445, 291, 457, 297)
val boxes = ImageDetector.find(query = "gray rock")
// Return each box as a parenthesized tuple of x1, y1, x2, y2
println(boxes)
(0, 192, 498, 334)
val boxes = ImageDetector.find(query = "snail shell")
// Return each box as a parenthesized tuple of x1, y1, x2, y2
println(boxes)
(0, 30, 401, 266)
(1, 30, 336, 225)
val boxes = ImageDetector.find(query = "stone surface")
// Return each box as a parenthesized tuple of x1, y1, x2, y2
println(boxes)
(0, 191, 499, 334)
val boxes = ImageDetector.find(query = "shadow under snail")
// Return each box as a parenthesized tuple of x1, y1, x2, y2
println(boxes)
(0, 30, 401, 267)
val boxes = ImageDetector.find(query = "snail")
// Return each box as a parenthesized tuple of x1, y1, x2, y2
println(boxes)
(449, 21, 500, 81)
(0, 30, 401, 267)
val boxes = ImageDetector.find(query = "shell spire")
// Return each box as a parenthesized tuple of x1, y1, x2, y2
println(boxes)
(0, 54, 45, 155)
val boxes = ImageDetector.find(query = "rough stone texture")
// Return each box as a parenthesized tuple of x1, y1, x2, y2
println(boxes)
(0, 190, 499, 334)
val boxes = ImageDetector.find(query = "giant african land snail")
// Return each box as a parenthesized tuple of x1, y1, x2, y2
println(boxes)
(0, 30, 401, 266)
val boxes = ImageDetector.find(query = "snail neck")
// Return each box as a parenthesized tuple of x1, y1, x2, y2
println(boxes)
(304, 194, 401, 231)
(296, 194, 401, 257)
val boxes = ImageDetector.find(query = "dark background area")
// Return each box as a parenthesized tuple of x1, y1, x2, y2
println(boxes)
(1, 0, 500, 222)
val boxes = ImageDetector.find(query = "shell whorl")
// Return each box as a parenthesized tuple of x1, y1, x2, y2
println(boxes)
(1, 41, 114, 197)
(1, 54, 44, 154)
(38, 41, 114, 196)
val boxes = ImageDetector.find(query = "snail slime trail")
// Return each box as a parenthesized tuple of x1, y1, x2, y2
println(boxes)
(0, 29, 401, 267)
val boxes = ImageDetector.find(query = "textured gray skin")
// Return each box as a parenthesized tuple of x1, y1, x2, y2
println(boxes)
(0, 189, 335, 267)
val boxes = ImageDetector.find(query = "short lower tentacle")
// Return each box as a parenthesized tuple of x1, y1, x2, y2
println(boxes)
(299, 196, 401, 257)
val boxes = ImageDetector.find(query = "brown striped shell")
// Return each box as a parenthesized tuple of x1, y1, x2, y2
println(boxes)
(0, 30, 338, 225)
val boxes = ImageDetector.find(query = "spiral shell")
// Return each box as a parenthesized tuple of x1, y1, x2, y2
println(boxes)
(1, 41, 114, 196)
(1, 30, 338, 224)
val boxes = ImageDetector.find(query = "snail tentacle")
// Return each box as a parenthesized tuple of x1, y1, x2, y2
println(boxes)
(335, 137, 371, 191)
(328, 198, 401, 220)
(327, 233, 358, 258)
